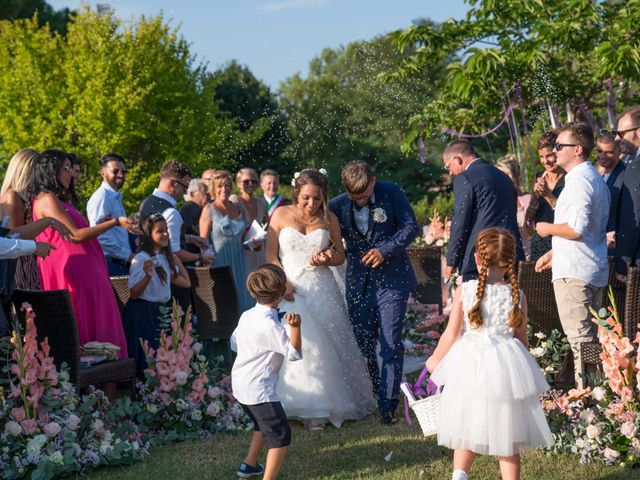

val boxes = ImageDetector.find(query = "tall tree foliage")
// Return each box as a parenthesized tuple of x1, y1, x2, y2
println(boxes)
(209, 60, 291, 176)
(0, 0, 73, 34)
(390, 0, 640, 176)
(0, 8, 267, 210)
(279, 34, 445, 201)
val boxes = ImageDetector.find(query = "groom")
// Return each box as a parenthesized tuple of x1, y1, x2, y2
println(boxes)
(329, 160, 419, 425)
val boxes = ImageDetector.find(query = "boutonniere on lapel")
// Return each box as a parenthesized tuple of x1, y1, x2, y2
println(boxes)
(372, 207, 388, 223)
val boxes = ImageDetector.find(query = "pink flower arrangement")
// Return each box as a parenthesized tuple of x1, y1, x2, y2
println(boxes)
(403, 295, 446, 357)
(422, 210, 451, 249)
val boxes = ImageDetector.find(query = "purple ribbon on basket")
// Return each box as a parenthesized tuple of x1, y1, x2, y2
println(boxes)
(403, 366, 439, 425)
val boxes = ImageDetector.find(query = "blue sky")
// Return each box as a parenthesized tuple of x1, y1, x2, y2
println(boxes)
(49, 1, 469, 90)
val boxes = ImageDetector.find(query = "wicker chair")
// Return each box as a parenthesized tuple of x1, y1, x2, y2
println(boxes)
(11, 289, 136, 393)
(517, 261, 562, 337)
(187, 266, 240, 340)
(110, 275, 130, 321)
(579, 267, 640, 377)
(407, 246, 443, 313)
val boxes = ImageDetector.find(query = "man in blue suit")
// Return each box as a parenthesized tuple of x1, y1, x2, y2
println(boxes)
(614, 107, 640, 278)
(329, 160, 419, 425)
(444, 139, 524, 281)
(595, 133, 625, 257)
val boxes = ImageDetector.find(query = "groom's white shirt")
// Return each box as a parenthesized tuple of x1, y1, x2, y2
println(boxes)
(230, 303, 302, 405)
(353, 194, 375, 235)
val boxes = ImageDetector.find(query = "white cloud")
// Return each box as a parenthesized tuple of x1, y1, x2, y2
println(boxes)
(259, 0, 330, 12)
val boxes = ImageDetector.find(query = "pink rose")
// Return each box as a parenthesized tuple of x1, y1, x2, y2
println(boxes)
(206, 401, 220, 417)
(620, 421, 637, 438)
(20, 419, 37, 435)
(11, 407, 26, 422)
(43, 422, 61, 438)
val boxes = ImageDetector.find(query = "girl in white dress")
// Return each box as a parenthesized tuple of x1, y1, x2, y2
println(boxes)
(426, 228, 552, 480)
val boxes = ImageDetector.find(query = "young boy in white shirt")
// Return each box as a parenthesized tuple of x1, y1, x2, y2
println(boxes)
(231, 264, 302, 479)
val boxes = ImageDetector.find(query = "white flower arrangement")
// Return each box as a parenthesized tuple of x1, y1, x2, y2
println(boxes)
(372, 207, 387, 223)
(291, 168, 327, 186)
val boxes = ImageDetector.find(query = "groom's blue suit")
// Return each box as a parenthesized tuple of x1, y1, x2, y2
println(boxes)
(329, 181, 419, 413)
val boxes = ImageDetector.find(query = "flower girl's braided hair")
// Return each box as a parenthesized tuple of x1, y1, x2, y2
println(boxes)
(291, 168, 330, 222)
(467, 228, 525, 330)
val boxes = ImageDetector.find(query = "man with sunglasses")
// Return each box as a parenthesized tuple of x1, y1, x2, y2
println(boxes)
(87, 153, 133, 275)
(534, 123, 609, 388)
(139, 160, 207, 311)
(612, 106, 640, 280)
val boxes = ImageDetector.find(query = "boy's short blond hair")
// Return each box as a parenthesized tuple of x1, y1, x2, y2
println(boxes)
(341, 160, 373, 194)
(246, 264, 287, 305)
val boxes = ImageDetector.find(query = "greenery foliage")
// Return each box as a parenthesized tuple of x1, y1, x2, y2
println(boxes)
(0, 9, 268, 211)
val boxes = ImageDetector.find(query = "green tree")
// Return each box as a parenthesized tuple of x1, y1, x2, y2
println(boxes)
(279, 34, 445, 201)
(0, 9, 268, 210)
(208, 60, 291, 175)
(0, 0, 73, 34)
(390, 0, 640, 181)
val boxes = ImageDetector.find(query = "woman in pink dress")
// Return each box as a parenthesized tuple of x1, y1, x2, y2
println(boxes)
(28, 150, 140, 359)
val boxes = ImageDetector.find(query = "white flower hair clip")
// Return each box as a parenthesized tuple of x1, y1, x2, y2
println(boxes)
(291, 171, 301, 186)
(319, 168, 328, 176)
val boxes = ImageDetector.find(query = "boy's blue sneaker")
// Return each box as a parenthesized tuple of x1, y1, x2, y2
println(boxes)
(237, 462, 264, 478)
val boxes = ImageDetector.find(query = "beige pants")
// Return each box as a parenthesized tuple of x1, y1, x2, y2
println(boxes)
(553, 278, 603, 388)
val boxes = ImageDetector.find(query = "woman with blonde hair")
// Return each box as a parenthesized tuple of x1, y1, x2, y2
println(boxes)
(231, 167, 268, 270)
(495, 155, 532, 259)
(199, 170, 253, 311)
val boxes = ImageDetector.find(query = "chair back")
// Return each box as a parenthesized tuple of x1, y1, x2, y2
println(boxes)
(407, 246, 443, 312)
(623, 267, 640, 340)
(517, 261, 562, 337)
(187, 266, 240, 340)
(110, 275, 130, 321)
(11, 289, 81, 384)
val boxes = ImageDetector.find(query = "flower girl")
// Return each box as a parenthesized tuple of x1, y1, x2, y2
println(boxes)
(426, 228, 552, 480)
(124, 213, 191, 378)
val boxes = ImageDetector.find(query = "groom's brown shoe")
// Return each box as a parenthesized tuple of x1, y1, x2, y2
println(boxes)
(380, 412, 396, 426)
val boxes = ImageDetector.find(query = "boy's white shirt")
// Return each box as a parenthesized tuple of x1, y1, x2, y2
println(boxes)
(230, 303, 302, 405)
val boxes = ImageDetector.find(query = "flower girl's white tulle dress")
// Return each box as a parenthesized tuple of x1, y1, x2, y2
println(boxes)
(431, 280, 553, 456)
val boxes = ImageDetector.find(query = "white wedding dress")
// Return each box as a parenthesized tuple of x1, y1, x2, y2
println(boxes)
(277, 227, 376, 427)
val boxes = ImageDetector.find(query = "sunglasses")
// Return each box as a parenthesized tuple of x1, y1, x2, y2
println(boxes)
(241, 179, 258, 185)
(553, 142, 578, 152)
(601, 126, 639, 138)
(107, 167, 127, 175)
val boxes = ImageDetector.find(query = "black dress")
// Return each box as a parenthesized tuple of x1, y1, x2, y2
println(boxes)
(529, 173, 565, 262)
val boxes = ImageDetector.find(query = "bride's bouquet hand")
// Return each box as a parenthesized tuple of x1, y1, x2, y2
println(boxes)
(283, 281, 296, 301)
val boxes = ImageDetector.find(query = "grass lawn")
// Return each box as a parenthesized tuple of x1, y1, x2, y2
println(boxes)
(81, 412, 637, 480)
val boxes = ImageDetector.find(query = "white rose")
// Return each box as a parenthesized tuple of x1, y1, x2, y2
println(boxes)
(586, 424, 601, 439)
(579, 408, 596, 423)
(621, 421, 637, 438)
(530, 347, 545, 357)
(43, 422, 61, 438)
(5, 421, 22, 437)
(192, 342, 202, 354)
(67, 414, 81, 431)
(191, 410, 203, 421)
(575, 438, 585, 449)
(603, 447, 620, 460)
(534, 332, 546, 339)
(175, 371, 188, 385)
(592, 386, 606, 401)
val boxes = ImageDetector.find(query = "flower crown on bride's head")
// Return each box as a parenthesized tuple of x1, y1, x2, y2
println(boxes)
(291, 168, 328, 186)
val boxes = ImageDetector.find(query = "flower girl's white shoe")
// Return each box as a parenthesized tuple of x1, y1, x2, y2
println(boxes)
(452, 469, 468, 480)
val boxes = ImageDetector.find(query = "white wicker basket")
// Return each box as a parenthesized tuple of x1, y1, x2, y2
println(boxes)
(401, 378, 441, 436)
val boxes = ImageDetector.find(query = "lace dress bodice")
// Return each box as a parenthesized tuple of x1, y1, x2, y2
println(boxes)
(461, 280, 516, 339)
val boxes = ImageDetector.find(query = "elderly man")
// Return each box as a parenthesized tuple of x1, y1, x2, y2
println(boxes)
(595, 132, 625, 255)
(613, 106, 640, 278)
(535, 123, 609, 387)
(260, 169, 290, 222)
(443, 139, 524, 280)
(86, 153, 133, 275)
(179, 179, 213, 266)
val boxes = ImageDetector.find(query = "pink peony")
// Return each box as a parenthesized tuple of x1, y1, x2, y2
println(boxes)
(20, 419, 37, 435)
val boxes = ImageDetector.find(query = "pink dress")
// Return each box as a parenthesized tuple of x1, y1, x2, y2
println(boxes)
(33, 198, 128, 358)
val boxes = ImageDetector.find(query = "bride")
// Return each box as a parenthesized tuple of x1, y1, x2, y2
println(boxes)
(266, 169, 375, 429)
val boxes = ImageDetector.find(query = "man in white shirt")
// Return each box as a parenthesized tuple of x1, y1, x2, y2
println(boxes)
(86, 154, 132, 276)
(535, 122, 609, 387)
